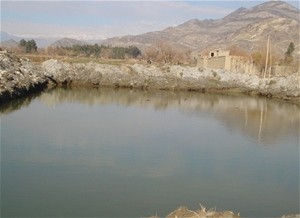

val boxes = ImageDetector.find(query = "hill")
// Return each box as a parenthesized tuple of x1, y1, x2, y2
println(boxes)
(49, 38, 86, 48)
(101, 1, 300, 57)
(1, 31, 58, 48)
(0, 31, 22, 42)
(0, 39, 19, 49)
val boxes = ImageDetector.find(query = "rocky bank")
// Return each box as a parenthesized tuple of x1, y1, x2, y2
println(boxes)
(0, 52, 299, 104)
(162, 206, 240, 218)
(0, 51, 47, 104)
(154, 206, 299, 218)
(41, 59, 299, 102)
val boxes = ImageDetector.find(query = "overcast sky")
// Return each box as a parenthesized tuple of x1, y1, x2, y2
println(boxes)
(1, 1, 299, 40)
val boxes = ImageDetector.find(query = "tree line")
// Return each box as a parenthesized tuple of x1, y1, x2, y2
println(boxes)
(16, 39, 142, 59)
(53, 44, 142, 59)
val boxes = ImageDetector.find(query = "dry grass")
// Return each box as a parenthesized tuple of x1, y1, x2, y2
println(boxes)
(19, 53, 139, 65)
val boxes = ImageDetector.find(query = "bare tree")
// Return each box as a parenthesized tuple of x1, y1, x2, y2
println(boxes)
(144, 41, 189, 64)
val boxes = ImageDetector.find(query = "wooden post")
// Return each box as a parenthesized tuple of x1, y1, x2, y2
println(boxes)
(263, 35, 270, 78)
(268, 38, 272, 78)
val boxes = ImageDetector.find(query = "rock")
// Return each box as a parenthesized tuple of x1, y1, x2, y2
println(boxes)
(41, 59, 298, 103)
(0, 51, 48, 104)
(166, 205, 240, 218)
(167, 206, 199, 218)
(281, 215, 300, 218)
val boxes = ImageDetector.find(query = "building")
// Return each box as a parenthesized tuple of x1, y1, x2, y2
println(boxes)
(198, 49, 258, 75)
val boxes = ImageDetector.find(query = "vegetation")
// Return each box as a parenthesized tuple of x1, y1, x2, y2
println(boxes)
(144, 42, 192, 65)
(228, 45, 249, 57)
(71, 44, 101, 57)
(249, 41, 299, 77)
(19, 39, 37, 53)
(51, 44, 142, 59)
(111, 46, 141, 59)
(250, 41, 280, 72)
(251, 51, 266, 70)
(284, 42, 294, 64)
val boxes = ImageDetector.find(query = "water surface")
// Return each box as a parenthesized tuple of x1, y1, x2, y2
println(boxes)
(1, 88, 299, 217)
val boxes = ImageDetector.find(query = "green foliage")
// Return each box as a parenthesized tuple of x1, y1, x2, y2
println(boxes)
(26, 39, 37, 53)
(63, 44, 141, 59)
(126, 46, 142, 58)
(19, 39, 37, 53)
(284, 42, 295, 64)
(19, 39, 27, 47)
(111, 46, 141, 59)
(112, 47, 126, 59)
(71, 44, 101, 57)
(285, 42, 295, 57)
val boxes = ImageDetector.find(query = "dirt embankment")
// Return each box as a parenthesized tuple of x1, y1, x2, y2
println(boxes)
(0, 52, 299, 104)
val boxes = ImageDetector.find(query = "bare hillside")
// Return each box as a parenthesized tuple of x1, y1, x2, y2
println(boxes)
(49, 38, 86, 48)
(101, 1, 300, 57)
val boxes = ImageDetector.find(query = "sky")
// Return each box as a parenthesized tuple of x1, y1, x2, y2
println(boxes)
(1, 0, 299, 41)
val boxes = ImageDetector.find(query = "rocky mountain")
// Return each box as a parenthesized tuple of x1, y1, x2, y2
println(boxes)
(101, 1, 300, 57)
(49, 38, 86, 48)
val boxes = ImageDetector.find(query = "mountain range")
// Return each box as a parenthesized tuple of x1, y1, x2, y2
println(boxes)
(100, 1, 300, 57)
(0, 31, 59, 48)
(1, 1, 299, 57)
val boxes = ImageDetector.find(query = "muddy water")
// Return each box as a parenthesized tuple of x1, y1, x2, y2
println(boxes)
(1, 88, 299, 217)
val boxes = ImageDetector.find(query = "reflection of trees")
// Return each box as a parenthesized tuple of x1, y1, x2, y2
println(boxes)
(186, 96, 299, 144)
(39, 87, 299, 144)
(2, 87, 299, 144)
(40, 87, 198, 110)
(2, 87, 299, 180)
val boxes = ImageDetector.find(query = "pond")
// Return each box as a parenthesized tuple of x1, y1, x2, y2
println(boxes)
(1, 87, 299, 217)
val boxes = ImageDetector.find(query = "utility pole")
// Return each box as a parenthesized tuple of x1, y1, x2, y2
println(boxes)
(268, 37, 272, 78)
(263, 35, 270, 78)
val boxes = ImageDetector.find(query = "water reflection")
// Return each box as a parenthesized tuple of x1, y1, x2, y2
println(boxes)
(0, 92, 41, 115)
(32, 87, 300, 143)
(1, 87, 299, 217)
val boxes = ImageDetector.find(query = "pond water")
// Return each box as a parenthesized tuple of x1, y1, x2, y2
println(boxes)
(1, 87, 299, 217)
